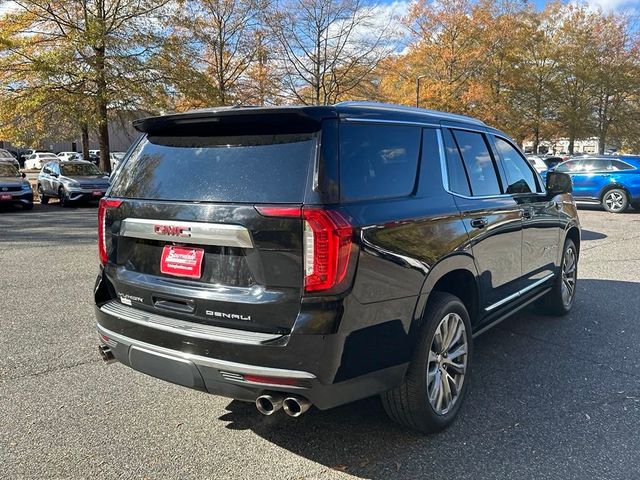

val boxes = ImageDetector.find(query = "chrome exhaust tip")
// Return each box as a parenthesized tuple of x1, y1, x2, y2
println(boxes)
(255, 394, 284, 416)
(282, 396, 311, 417)
(99, 344, 116, 364)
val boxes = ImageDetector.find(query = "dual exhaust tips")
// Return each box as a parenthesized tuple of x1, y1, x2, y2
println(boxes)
(256, 393, 311, 417)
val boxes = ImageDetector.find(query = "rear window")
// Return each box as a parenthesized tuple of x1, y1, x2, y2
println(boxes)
(339, 123, 421, 202)
(61, 163, 102, 176)
(110, 133, 317, 203)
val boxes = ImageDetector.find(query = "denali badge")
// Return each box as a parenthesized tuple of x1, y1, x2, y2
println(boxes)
(206, 310, 252, 321)
(154, 224, 191, 238)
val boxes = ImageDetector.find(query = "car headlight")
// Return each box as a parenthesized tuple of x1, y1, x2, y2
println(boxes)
(22, 182, 32, 190)
(64, 179, 79, 187)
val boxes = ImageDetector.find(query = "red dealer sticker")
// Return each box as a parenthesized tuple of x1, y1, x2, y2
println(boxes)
(160, 245, 204, 279)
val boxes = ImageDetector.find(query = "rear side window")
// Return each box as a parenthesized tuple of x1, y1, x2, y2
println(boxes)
(452, 130, 502, 196)
(442, 129, 471, 196)
(494, 137, 539, 194)
(110, 133, 317, 203)
(339, 123, 421, 202)
(610, 160, 634, 171)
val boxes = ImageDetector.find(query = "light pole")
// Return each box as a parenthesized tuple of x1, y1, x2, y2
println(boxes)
(416, 75, 428, 108)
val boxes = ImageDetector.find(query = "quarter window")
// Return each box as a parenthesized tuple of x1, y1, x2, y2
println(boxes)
(494, 137, 539, 194)
(339, 123, 421, 201)
(442, 129, 471, 196)
(451, 130, 502, 196)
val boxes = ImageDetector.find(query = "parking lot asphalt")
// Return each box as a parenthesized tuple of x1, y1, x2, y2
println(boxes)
(1, 204, 639, 480)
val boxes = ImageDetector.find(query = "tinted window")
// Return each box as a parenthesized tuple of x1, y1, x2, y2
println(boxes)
(0, 164, 19, 176)
(442, 129, 470, 195)
(556, 161, 579, 172)
(339, 124, 421, 201)
(494, 137, 539, 194)
(610, 160, 634, 171)
(61, 163, 102, 176)
(452, 130, 501, 196)
(110, 133, 316, 203)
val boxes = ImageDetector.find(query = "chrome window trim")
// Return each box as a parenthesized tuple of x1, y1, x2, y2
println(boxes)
(119, 218, 254, 248)
(97, 323, 316, 379)
(437, 128, 514, 200)
(485, 273, 554, 312)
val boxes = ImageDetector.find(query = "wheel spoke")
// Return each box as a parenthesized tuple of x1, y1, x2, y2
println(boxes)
(447, 344, 467, 362)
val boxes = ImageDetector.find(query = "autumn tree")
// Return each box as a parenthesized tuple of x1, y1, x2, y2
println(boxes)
(0, 0, 171, 171)
(269, 0, 396, 105)
(161, 0, 269, 108)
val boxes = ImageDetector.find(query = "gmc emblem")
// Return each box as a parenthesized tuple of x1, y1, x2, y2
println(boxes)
(154, 224, 191, 238)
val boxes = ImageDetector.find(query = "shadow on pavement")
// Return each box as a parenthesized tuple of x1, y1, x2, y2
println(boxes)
(218, 279, 640, 479)
(581, 229, 607, 241)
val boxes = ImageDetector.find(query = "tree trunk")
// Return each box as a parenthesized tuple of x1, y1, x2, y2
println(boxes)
(598, 134, 606, 155)
(95, 46, 111, 172)
(533, 126, 540, 154)
(568, 132, 575, 156)
(81, 124, 90, 161)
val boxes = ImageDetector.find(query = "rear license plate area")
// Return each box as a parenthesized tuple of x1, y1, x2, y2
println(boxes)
(160, 245, 204, 279)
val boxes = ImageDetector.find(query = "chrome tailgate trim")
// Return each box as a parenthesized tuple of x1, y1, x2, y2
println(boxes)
(119, 218, 253, 248)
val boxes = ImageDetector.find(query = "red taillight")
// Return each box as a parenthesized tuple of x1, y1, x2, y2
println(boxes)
(243, 374, 300, 386)
(98, 198, 122, 265)
(255, 206, 353, 293)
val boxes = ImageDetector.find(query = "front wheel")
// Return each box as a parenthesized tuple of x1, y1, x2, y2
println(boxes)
(38, 185, 49, 205)
(58, 187, 69, 207)
(381, 292, 472, 434)
(602, 188, 628, 213)
(538, 238, 578, 316)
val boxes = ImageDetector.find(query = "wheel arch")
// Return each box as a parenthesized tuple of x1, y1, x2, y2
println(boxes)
(599, 183, 631, 202)
(414, 254, 481, 330)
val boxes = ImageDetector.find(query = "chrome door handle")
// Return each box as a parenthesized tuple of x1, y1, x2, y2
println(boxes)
(470, 217, 488, 229)
(555, 202, 563, 211)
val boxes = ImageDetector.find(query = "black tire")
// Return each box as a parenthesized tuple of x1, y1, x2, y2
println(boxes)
(538, 238, 578, 316)
(22, 202, 34, 210)
(602, 188, 629, 213)
(381, 292, 473, 434)
(38, 185, 49, 204)
(58, 187, 69, 207)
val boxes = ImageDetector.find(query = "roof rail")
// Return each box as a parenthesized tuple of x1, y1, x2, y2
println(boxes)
(334, 101, 486, 126)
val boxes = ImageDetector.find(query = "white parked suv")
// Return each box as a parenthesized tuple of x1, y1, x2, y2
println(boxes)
(24, 152, 59, 170)
(57, 152, 83, 161)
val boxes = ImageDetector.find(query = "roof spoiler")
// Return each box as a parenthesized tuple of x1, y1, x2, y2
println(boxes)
(133, 106, 337, 136)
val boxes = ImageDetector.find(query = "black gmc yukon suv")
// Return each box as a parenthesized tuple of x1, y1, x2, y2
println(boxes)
(95, 102, 579, 433)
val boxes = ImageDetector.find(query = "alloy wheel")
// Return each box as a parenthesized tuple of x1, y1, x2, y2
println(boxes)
(604, 191, 625, 212)
(561, 246, 577, 308)
(427, 312, 468, 415)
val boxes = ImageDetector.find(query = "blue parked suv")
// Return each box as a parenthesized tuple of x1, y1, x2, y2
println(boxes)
(549, 156, 640, 213)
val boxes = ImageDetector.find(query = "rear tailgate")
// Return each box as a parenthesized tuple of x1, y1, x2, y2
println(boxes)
(101, 119, 322, 334)
(104, 201, 303, 333)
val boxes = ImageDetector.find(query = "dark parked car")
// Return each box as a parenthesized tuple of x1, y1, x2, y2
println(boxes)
(37, 160, 110, 206)
(545, 156, 640, 213)
(95, 102, 580, 433)
(0, 160, 33, 210)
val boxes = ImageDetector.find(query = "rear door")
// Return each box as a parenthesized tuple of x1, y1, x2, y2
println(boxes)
(442, 127, 523, 312)
(104, 125, 320, 334)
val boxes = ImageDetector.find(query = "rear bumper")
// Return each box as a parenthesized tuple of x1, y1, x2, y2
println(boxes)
(96, 305, 407, 410)
(0, 191, 33, 206)
(66, 189, 106, 202)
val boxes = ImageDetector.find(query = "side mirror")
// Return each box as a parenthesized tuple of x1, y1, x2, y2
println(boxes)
(546, 171, 572, 196)
(21, 172, 26, 178)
